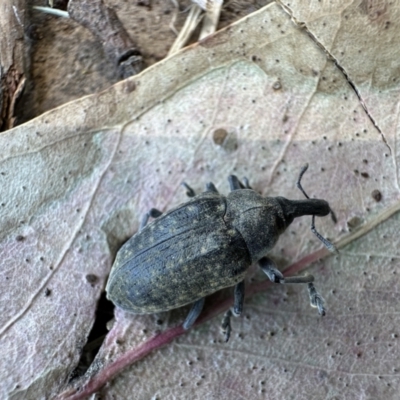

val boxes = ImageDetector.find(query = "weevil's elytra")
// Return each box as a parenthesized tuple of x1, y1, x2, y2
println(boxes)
(107, 192, 250, 311)
(106, 165, 337, 342)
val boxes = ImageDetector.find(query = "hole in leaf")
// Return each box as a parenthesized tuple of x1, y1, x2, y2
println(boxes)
(69, 291, 115, 381)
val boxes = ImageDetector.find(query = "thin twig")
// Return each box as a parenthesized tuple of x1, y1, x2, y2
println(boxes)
(168, 5, 204, 56)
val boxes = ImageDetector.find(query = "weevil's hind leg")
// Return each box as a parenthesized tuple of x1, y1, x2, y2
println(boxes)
(221, 280, 245, 342)
(183, 297, 205, 330)
(140, 208, 163, 231)
(258, 257, 326, 316)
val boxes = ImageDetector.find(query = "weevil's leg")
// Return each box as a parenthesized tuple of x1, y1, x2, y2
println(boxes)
(228, 175, 242, 191)
(229, 175, 252, 191)
(233, 280, 245, 317)
(182, 181, 219, 197)
(242, 177, 252, 189)
(205, 182, 219, 193)
(258, 257, 286, 283)
(140, 208, 163, 230)
(183, 297, 205, 330)
(258, 257, 325, 316)
(308, 283, 326, 316)
(220, 280, 245, 342)
(182, 182, 196, 197)
(221, 309, 232, 342)
(228, 175, 248, 191)
(259, 257, 315, 284)
(296, 164, 338, 253)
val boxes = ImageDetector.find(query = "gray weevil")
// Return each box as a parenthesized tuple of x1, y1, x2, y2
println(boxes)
(106, 164, 337, 341)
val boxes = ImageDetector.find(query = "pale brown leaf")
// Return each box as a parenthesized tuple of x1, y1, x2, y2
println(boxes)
(1, 2, 399, 399)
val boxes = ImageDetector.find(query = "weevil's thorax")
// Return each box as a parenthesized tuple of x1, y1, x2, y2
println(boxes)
(225, 190, 291, 262)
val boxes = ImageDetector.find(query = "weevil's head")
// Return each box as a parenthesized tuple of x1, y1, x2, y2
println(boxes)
(226, 190, 331, 262)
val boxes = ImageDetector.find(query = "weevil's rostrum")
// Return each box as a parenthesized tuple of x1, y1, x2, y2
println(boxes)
(106, 165, 337, 341)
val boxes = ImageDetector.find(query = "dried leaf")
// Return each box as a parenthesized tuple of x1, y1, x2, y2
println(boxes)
(1, 2, 399, 399)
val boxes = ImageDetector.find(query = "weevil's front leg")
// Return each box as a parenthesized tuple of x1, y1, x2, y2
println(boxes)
(221, 280, 245, 342)
(140, 208, 163, 230)
(183, 297, 205, 330)
(258, 257, 325, 316)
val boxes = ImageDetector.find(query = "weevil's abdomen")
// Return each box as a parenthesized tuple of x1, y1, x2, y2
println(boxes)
(106, 192, 251, 314)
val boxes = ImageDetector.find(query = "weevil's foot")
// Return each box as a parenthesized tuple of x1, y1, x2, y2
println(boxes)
(265, 267, 284, 284)
(308, 283, 326, 316)
(221, 309, 232, 342)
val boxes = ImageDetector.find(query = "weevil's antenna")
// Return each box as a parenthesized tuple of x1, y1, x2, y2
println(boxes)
(297, 164, 337, 224)
(297, 164, 338, 254)
(297, 164, 311, 199)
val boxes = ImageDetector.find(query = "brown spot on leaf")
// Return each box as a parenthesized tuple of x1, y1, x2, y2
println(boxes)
(213, 129, 228, 145)
(212, 128, 238, 152)
(371, 189, 382, 202)
(124, 80, 136, 93)
(273, 81, 281, 90)
(359, 0, 387, 21)
(86, 274, 98, 285)
(347, 216, 363, 231)
(199, 32, 229, 48)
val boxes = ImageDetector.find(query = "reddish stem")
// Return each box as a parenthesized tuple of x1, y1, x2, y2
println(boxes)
(57, 246, 329, 400)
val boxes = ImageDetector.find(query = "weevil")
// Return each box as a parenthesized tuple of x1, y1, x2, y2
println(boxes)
(106, 164, 337, 341)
